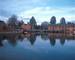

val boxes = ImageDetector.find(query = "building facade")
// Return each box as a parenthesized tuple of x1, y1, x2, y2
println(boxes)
(21, 24, 32, 31)
(48, 24, 75, 35)
(48, 24, 65, 33)
(0, 21, 8, 32)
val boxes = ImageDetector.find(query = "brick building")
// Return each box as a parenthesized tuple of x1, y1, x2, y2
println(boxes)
(21, 24, 32, 31)
(0, 21, 8, 32)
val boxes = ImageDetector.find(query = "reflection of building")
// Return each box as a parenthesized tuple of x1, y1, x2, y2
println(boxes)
(21, 24, 32, 31)
(48, 33, 75, 39)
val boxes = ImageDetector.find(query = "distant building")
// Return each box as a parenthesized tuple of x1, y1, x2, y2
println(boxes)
(8, 23, 16, 31)
(48, 24, 75, 35)
(35, 25, 41, 30)
(48, 24, 65, 32)
(65, 24, 75, 35)
(41, 22, 49, 30)
(21, 24, 32, 31)
(0, 21, 8, 32)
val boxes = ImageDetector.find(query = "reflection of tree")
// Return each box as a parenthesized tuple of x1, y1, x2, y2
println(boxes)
(7, 35, 18, 47)
(60, 38, 65, 45)
(0, 40, 3, 47)
(41, 33, 48, 40)
(27, 33, 36, 45)
(0, 34, 25, 47)
(0, 35, 6, 47)
(18, 35, 24, 41)
(49, 37, 56, 46)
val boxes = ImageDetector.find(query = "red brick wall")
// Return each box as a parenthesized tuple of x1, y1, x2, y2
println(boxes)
(48, 25, 64, 31)
(21, 24, 32, 31)
(65, 25, 74, 34)
(48, 25, 74, 34)
(0, 25, 9, 32)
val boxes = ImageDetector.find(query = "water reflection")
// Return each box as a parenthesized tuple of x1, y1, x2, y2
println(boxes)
(41, 33, 48, 40)
(0, 33, 75, 47)
(0, 40, 3, 47)
(27, 33, 36, 45)
(0, 35, 6, 47)
(0, 33, 75, 60)
(7, 35, 18, 46)
(60, 37, 65, 45)
(49, 37, 56, 46)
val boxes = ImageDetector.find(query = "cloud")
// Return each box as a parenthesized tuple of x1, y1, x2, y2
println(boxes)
(0, 0, 74, 13)
(0, 0, 75, 24)
(0, 0, 47, 17)
(68, 8, 75, 14)
(19, 7, 75, 24)
(0, 9, 12, 17)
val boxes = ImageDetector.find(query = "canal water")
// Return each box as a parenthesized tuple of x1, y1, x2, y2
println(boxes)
(0, 33, 75, 60)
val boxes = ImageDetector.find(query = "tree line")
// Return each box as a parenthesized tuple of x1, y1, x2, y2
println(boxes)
(0, 15, 74, 29)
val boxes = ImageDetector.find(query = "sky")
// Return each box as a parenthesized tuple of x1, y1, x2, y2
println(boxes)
(0, 0, 75, 24)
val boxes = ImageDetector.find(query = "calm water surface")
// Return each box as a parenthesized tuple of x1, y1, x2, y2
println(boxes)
(0, 33, 75, 60)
